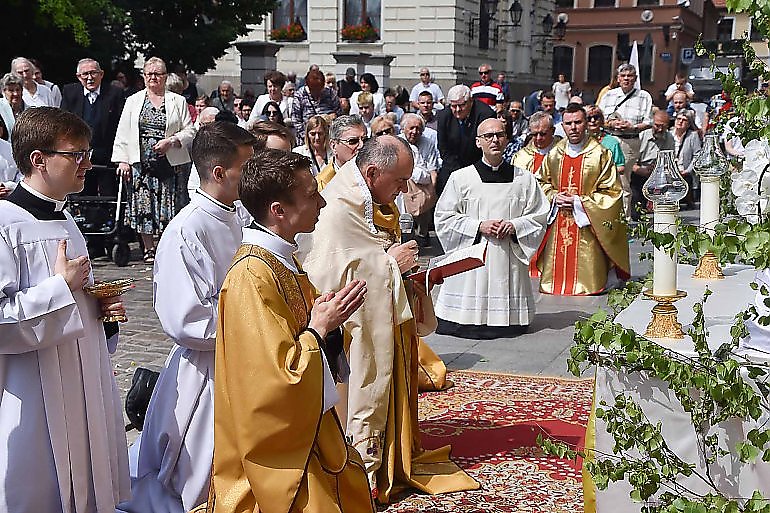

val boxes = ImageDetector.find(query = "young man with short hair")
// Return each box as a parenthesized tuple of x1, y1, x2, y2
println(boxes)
(0, 106, 130, 511)
(120, 122, 256, 513)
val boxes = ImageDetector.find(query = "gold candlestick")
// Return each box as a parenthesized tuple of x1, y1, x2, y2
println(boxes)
(692, 251, 724, 280)
(643, 290, 688, 339)
(84, 278, 134, 323)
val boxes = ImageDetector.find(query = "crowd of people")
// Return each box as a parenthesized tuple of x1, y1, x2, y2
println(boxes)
(0, 53, 714, 513)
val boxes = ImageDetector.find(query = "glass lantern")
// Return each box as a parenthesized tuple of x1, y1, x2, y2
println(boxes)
(643, 149, 689, 206)
(692, 134, 728, 179)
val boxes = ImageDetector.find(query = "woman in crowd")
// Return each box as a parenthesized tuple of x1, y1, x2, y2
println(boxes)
(251, 70, 289, 124)
(194, 95, 210, 118)
(113, 56, 196, 263)
(261, 100, 285, 125)
(0, 73, 25, 138)
(167, 73, 198, 122)
(552, 73, 571, 111)
(671, 109, 702, 210)
(496, 109, 521, 162)
(349, 72, 385, 116)
(293, 115, 332, 176)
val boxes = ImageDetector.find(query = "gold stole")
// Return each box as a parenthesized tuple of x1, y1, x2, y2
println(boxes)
(547, 153, 584, 296)
(529, 151, 547, 278)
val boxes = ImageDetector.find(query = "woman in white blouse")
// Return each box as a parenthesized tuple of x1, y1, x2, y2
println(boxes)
(112, 57, 196, 262)
(670, 109, 702, 210)
(349, 73, 386, 117)
(292, 115, 333, 176)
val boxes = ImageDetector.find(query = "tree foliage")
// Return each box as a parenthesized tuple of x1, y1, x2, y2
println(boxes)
(0, 0, 275, 85)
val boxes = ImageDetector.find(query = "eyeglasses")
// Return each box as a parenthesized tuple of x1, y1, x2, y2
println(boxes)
(477, 131, 506, 141)
(42, 148, 93, 165)
(479, 70, 491, 75)
(77, 70, 102, 78)
(586, 114, 603, 122)
(374, 127, 394, 136)
(530, 131, 551, 137)
(336, 136, 368, 146)
(143, 72, 167, 78)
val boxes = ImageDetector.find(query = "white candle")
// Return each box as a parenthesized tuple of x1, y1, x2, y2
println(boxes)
(700, 176, 720, 236)
(653, 206, 678, 296)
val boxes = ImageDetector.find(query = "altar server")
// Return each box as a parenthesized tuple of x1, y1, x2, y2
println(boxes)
(536, 103, 630, 295)
(205, 149, 374, 513)
(434, 118, 549, 338)
(0, 107, 129, 511)
(120, 122, 256, 513)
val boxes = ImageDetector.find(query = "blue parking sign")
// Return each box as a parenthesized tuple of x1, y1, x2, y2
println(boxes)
(681, 47, 695, 65)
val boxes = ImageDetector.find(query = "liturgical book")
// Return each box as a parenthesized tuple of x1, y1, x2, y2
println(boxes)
(409, 242, 488, 289)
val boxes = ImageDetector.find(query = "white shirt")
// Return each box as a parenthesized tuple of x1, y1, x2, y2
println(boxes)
(409, 82, 445, 103)
(664, 82, 694, 98)
(22, 82, 55, 107)
(0, 138, 20, 190)
(83, 84, 102, 105)
(597, 86, 653, 128)
(249, 94, 291, 123)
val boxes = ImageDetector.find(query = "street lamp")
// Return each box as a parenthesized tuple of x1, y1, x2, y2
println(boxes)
(509, 0, 523, 26)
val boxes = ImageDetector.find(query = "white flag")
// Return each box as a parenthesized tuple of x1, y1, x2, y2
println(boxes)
(629, 41, 642, 90)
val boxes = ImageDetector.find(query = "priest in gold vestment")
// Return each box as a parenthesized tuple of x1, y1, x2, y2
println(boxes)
(535, 104, 630, 295)
(299, 136, 479, 504)
(204, 150, 374, 513)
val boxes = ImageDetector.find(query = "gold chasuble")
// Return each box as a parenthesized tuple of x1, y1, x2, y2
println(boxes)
(207, 245, 374, 513)
(512, 141, 549, 278)
(535, 137, 630, 295)
(301, 160, 479, 504)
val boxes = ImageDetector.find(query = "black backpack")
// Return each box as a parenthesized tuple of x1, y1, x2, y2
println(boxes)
(124, 367, 160, 431)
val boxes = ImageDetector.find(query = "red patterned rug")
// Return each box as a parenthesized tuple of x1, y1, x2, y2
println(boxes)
(384, 371, 593, 513)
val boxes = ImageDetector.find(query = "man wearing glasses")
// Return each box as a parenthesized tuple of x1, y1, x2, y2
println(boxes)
(470, 63, 504, 110)
(434, 117, 549, 339)
(0, 107, 130, 512)
(316, 115, 368, 189)
(509, 100, 529, 141)
(61, 58, 126, 198)
(409, 67, 445, 111)
(436, 84, 494, 194)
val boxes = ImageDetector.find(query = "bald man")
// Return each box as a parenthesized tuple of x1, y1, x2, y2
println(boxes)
(434, 118, 549, 339)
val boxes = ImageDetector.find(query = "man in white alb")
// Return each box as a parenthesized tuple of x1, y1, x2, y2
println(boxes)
(434, 118, 549, 339)
(119, 122, 256, 513)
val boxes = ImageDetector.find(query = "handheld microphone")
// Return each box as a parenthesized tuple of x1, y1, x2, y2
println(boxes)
(399, 213, 414, 244)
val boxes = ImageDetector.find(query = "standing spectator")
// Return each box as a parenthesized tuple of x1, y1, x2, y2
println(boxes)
(417, 90, 438, 131)
(112, 57, 196, 263)
(11, 57, 54, 107)
(536, 103, 629, 295)
(0, 72, 25, 136)
(539, 91, 561, 123)
(355, 92, 375, 134)
(293, 114, 333, 176)
(260, 100, 285, 126)
(409, 67, 445, 110)
(512, 112, 559, 174)
(211, 80, 235, 112)
(496, 110, 520, 162)
(400, 113, 440, 246)
(436, 84, 495, 194)
(316, 115, 367, 189)
(250, 71, 289, 123)
(337, 67, 361, 114)
(665, 72, 695, 102)
(667, 90, 692, 124)
(349, 72, 385, 117)
(292, 68, 341, 141)
(238, 99, 252, 128)
(670, 109, 701, 209)
(61, 57, 125, 199)
(0, 106, 130, 513)
(194, 95, 210, 118)
(552, 73, 571, 111)
(584, 104, 625, 177)
(30, 60, 61, 107)
(497, 72, 511, 103)
(384, 88, 404, 124)
(232, 96, 242, 121)
(508, 100, 529, 141)
(632, 110, 674, 218)
(325, 72, 337, 92)
(598, 63, 653, 219)
(166, 73, 197, 123)
(470, 63, 504, 110)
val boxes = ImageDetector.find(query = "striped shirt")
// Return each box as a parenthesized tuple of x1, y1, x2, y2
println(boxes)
(470, 81, 504, 107)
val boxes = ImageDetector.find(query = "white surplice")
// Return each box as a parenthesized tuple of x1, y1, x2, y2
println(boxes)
(434, 161, 549, 327)
(120, 190, 242, 513)
(0, 195, 129, 512)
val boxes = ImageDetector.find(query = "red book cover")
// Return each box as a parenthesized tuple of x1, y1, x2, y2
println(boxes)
(408, 242, 488, 287)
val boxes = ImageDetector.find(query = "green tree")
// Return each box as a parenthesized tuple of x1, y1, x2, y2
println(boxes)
(0, 0, 275, 85)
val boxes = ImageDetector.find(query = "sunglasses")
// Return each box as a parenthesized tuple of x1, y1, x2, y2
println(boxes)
(267, 110, 279, 116)
(420, 72, 430, 76)
(374, 127, 395, 136)
(530, 131, 550, 137)
(479, 70, 491, 75)
(586, 114, 603, 122)
(336, 136, 368, 146)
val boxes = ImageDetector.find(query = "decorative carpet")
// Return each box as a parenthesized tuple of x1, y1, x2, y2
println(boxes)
(384, 371, 594, 513)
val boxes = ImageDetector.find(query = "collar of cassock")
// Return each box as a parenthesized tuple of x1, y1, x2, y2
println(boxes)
(6, 181, 67, 220)
(243, 221, 300, 273)
(193, 189, 236, 218)
(474, 158, 515, 183)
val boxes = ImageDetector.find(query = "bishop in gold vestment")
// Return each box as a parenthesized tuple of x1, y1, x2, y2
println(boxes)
(300, 150, 478, 504)
(206, 233, 374, 513)
(535, 135, 630, 295)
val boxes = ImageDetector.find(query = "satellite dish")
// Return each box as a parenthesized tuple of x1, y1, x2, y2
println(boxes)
(557, 12, 569, 24)
(641, 10, 654, 23)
